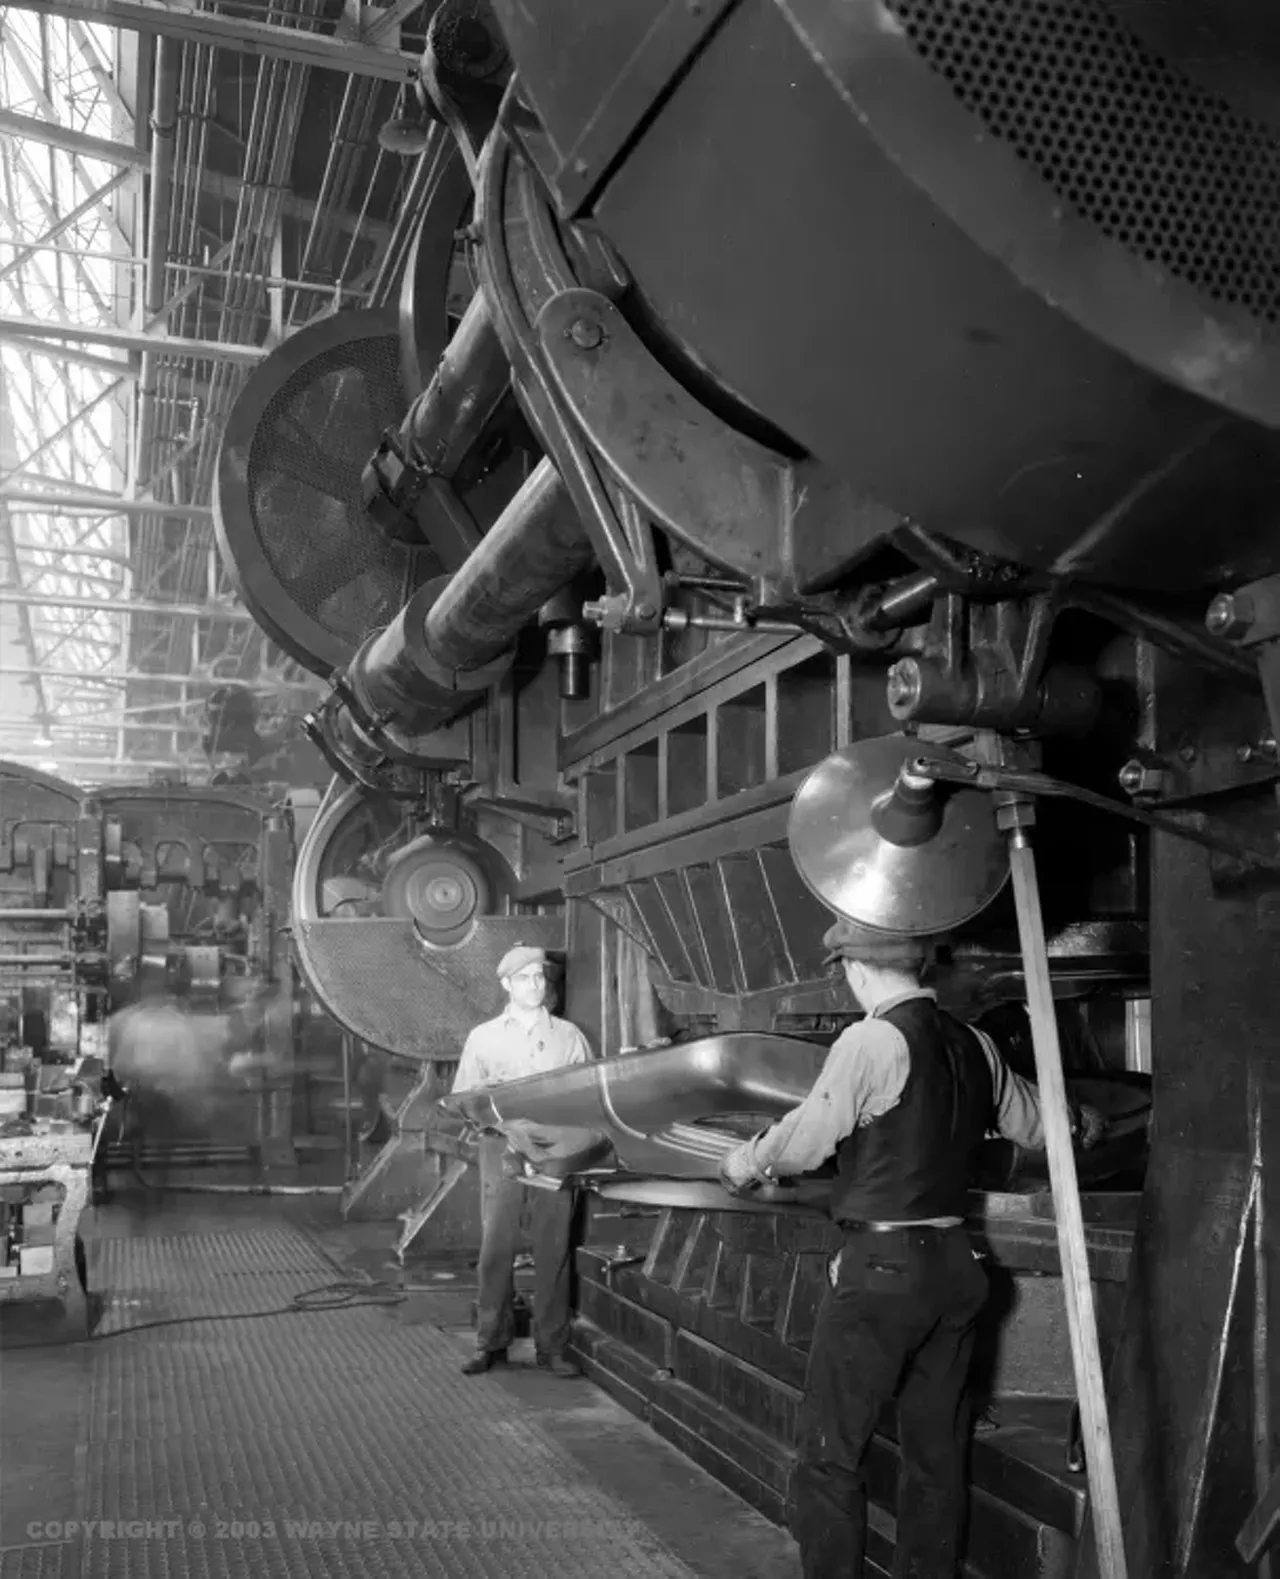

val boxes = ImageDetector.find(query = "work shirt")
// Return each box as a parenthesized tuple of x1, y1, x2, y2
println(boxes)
(451, 1007, 591, 1093)
(738, 989, 1045, 1194)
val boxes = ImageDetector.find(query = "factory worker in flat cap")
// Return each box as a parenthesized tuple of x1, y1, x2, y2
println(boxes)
(718, 917, 1091, 1579)
(451, 944, 591, 1378)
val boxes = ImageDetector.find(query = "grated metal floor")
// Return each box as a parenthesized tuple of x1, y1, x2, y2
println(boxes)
(2, 1217, 706, 1579)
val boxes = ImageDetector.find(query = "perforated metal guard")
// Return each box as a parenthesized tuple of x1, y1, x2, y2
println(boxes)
(217, 313, 447, 677)
(292, 915, 565, 1058)
(248, 333, 431, 663)
(890, 0, 1280, 322)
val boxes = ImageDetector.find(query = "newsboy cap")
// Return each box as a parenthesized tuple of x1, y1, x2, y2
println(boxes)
(496, 944, 548, 980)
(821, 917, 932, 968)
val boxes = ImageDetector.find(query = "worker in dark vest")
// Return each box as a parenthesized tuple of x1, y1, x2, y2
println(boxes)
(718, 918, 1103, 1579)
(451, 944, 591, 1378)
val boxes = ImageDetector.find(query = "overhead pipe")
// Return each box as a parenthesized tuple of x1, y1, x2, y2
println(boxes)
(181, 36, 313, 508)
(133, 37, 180, 493)
(346, 459, 595, 741)
(406, 290, 509, 475)
(363, 287, 510, 550)
(370, 125, 455, 307)
(423, 460, 594, 670)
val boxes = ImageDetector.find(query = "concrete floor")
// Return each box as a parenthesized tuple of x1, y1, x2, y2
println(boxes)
(0, 1172, 799, 1579)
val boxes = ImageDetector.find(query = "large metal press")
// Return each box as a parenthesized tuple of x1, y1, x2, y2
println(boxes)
(209, 2, 1280, 1573)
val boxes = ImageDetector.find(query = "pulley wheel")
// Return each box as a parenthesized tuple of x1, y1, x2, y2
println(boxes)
(382, 835, 491, 944)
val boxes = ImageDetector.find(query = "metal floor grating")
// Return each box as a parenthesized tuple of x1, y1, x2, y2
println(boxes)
(5, 1226, 696, 1579)
(0, 1549, 68, 1579)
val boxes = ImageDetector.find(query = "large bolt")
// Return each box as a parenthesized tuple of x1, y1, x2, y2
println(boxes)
(568, 317, 604, 350)
(1206, 591, 1255, 641)
(886, 659, 923, 715)
(1118, 760, 1165, 796)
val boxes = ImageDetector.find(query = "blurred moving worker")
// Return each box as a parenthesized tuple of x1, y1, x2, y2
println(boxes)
(719, 919, 1104, 1579)
(451, 945, 591, 1378)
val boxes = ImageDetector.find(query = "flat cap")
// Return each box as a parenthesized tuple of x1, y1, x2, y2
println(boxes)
(821, 917, 932, 967)
(496, 944, 548, 980)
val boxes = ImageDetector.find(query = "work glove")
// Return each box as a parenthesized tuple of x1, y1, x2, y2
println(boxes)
(718, 1138, 764, 1197)
(1070, 1102, 1108, 1151)
(1077, 1103, 1107, 1150)
(618, 1037, 672, 1055)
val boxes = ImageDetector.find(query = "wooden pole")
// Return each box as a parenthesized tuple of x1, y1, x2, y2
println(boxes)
(1008, 828, 1129, 1579)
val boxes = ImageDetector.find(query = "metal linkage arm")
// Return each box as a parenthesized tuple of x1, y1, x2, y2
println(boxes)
(909, 755, 1280, 873)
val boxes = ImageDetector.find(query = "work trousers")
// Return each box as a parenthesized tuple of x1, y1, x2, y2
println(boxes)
(473, 1135, 576, 1357)
(791, 1223, 989, 1579)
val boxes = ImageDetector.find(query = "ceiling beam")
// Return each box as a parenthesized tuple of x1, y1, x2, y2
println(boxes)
(3, 0, 420, 80)
(0, 331, 135, 378)
(0, 752, 207, 772)
(0, 664, 318, 687)
(0, 590, 253, 619)
(0, 168, 133, 285)
(0, 379, 128, 478)
(0, 314, 269, 363)
(0, 108, 149, 169)
(0, 486, 212, 520)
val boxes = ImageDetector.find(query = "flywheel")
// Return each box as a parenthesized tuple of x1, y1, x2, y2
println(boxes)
(213, 308, 446, 678)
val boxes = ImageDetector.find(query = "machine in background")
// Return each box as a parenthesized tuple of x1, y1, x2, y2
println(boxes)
(0, 760, 304, 1335)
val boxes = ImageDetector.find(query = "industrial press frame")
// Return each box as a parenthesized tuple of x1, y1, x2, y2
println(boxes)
(211, 3, 1280, 1574)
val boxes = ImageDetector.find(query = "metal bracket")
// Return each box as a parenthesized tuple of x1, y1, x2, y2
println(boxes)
(885, 590, 1096, 736)
(476, 128, 666, 635)
(913, 755, 1280, 874)
(536, 286, 793, 590)
(464, 790, 575, 838)
(1206, 573, 1280, 752)
(419, 0, 512, 185)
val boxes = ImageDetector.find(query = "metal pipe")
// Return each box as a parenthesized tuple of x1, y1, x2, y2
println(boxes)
(0, 315, 268, 363)
(0, 591, 252, 618)
(0, 487, 211, 519)
(136, 1181, 344, 1195)
(0, 334, 133, 380)
(201, 169, 393, 243)
(0, 665, 315, 688)
(0, 755, 206, 772)
(134, 36, 180, 493)
(345, 462, 593, 744)
(370, 123, 453, 306)
(0, 909, 69, 921)
(425, 460, 594, 671)
(404, 291, 509, 475)
(866, 571, 941, 630)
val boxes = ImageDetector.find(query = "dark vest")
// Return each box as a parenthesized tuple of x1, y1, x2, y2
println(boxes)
(831, 996, 996, 1224)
